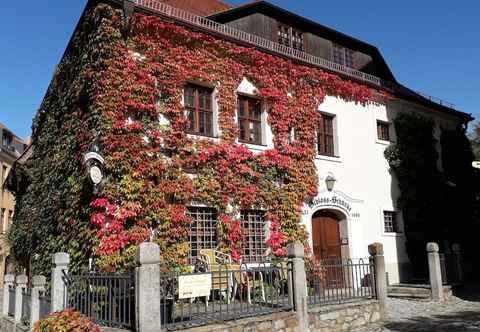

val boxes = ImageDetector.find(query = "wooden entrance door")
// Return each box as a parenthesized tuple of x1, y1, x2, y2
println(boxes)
(312, 211, 343, 288)
(312, 212, 342, 261)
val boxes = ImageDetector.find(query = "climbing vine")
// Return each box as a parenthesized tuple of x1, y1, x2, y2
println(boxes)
(385, 112, 476, 277)
(10, 4, 379, 274)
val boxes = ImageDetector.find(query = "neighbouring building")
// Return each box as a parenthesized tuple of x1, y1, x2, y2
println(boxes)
(0, 123, 26, 280)
(7, 0, 473, 284)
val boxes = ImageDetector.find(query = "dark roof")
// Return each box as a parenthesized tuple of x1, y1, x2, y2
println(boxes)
(210, 1, 472, 121)
(209, 0, 397, 82)
(160, 0, 231, 16)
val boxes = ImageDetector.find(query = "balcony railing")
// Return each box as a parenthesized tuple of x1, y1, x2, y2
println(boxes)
(134, 0, 381, 86)
(133, 0, 457, 111)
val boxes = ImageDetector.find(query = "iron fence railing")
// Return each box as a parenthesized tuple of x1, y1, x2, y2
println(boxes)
(307, 258, 376, 306)
(39, 289, 52, 320)
(21, 288, 31, 326)
(63, 272, 135, 330)
(8, 285, 15, 317)
(160, 262, 292, 331)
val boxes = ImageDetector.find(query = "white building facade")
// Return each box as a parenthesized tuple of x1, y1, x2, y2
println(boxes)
(234, 77, 466, 284)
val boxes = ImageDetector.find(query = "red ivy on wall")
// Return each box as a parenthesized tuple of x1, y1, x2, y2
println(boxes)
(88, 8, 378, 271)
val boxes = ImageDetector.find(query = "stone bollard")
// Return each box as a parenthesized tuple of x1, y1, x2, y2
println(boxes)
(51, 252, 70, 312)
(3, 274, 14, 316)
(287, 242, 309, 332)
(368, 243, 387, 316)
(14, 275, 27, 322)
(135, 242, 161, 332)
(427, 242, 443, 301)
(30, 275, 46, 326)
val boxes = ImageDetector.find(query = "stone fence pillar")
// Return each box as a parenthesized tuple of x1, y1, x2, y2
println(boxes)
(51, 252, 70, 312)
(368, 243, 387, 316)
(14, 275, 27, 321)
(135, 242, 161, 332)
(427, 242, 443, 301)
(287, 242, 309, 332)
(30, 275, 46, 326)
(3, 274, 14, 316)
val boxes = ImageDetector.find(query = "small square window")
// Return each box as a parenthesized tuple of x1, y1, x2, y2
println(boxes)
(377, 121, 390, 141)
(384, 211, 399, 233)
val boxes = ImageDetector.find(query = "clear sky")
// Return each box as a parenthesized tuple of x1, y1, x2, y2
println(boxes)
(1, 0, 479, 139)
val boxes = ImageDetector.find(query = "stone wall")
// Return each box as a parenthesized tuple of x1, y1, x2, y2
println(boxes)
(309, 300, 381, 331)
(180, 312, 299, 332)
(0, 316, 29, 332)
(177, 300, 381, 332)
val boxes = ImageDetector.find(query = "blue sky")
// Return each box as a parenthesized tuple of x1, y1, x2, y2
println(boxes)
(1, 0, 479, 139)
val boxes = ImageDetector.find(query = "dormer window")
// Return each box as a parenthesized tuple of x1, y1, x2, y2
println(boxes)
(332, 44, 355, 68)
(278, 24, 304, 51)
(2, 131, 13, 147)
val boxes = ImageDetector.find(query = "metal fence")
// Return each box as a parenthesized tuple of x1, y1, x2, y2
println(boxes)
(160, 262, 292, 331)
(39, 290, 52, 320)
(307, 258, 376, 306)
(21, 288, 31, 325)
(63, 272, 135, 330)
(8, 285, 15, 317)
(439, 253, 463, 285)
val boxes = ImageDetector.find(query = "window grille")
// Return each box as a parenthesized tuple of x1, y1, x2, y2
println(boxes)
(238, 95, 262, 145)
(187, 207, 218, 263)
(383, 211, 398, 233)
(184, 84, 214, 136)
(317, 114, 335, 156)
(240, 210, 266, 263)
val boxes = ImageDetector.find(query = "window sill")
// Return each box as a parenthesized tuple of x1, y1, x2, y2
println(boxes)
(237, 141, 271, 153)
(376, 139, 391, 146)
(382, 232, 403, 237)
(315, 154, 342, 163)
(187, 133, 220, 141)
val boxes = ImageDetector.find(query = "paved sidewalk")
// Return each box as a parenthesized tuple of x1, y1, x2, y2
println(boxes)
(352, 285, 480, 332)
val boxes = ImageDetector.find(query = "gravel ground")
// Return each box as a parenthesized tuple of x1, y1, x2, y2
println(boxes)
(352, 286, 480, 332)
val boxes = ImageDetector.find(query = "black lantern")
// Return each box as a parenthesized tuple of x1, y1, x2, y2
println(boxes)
(325, 174, 336, 191)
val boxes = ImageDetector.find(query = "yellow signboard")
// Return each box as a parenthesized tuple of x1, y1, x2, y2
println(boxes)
(473, 161, 480, 169)
(178, 274, 212, 299)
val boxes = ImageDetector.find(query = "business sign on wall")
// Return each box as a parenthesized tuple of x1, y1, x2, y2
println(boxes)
(308, 196, 352, 212)
(303, 190, 363, 218)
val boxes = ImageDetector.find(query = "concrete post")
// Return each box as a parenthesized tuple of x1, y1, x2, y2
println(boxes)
(427, 242, 443, 301)
(51, 252, 70, 312)
(368, 243, 387, 316)
(452, 243, 463, 283)
(14, 275, 27, 321)
(30, 275, 46, 326)
(135, 242, 161, 332)
(287, 242, 309, 332)
(3, 274, 14, 315)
